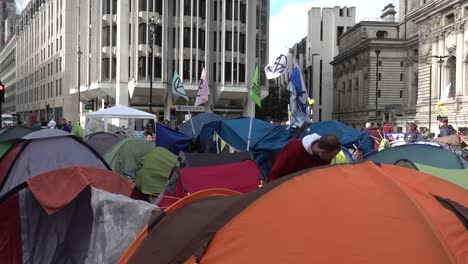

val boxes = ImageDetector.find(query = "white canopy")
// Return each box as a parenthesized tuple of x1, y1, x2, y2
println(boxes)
(86, 105, 156, 119)
(86, 106, 156, 133)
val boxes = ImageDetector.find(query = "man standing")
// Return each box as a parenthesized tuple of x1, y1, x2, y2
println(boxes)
(270, 133, 341, 181)
(59, 118, 71, 133)
(439, 117, 455, 137)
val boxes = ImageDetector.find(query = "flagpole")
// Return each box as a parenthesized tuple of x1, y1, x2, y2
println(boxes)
(247, 100, 254, 151)
(185, 103, 196, 137)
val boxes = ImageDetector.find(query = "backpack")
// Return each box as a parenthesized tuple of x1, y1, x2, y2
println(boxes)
(447, 125, 457, 135)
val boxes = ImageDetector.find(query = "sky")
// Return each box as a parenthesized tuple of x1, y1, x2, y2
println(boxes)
(269, 0, 400, 61)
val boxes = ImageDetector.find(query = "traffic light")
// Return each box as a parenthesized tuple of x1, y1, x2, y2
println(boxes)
(0, 82, 5, 103)
(84, 99, 95, 111)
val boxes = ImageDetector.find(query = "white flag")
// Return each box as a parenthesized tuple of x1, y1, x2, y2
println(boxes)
(440, 83, 452, 103)
(264, 49, 289, 79)
(195, 68, 209, 106)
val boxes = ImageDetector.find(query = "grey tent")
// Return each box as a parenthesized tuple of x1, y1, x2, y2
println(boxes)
(84, 132, 122, 156)
(178, 151, 253, 168)
(0, 129, 111, 197)
(0, 126, 33, 142)
(0, 166, 156, 264)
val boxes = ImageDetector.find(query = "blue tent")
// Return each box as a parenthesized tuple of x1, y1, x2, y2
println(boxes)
(301, 121, 373, 155)
(156, 123, 193, 154)
(199, 118, 293, 176)
(179, 113, 224, 138)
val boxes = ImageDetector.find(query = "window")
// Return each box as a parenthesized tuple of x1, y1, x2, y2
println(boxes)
(225, 62, 232, 82)
(378, 73, 382, 81)
(183, 28, 190, 48)
(400, 61, 404, 67)
(226, 0, 232, 20)
(226, 31, 232, 51)
(154, 57, 162, 78)
(339, 9, 343, 17)
(199, 0, 206, 19)
(55, 80, 58, 96)
(214, 1, 218, 20)
(138, 23, 147, 44)
(139, 0, 147, 12)
(319, 109, 322, 121)
(184, 0, 191, 16)
(112, 26, 117, 45)
(400, 74, 404, 81)
(240, 3, 246, 23)
(148, 0, 154, 12)
(236, 33, 244, 53)
(376, 31, 388, 39)
(337, 26, 344, 45)
(102, 26, 110, 46)
(319, 60, 323, 105)
(400, 90, 403, 98)
(234, 0, 239, 20)
(234, 32, 238, 52)
(446, 13, 454, 25)
(138, 57, 146, 78)
(59, 79, 62, 96)
(154, 25, 162, 46)
(213, 32, 217, 51)
(239, 63, 245, 83)
(199, 29, 205, 49)
(378, 61, 382, 66)
(378, 90, 382, 97)
(102, 58, 110, 79)
(212, 62, 217, 82)
(183, 60, 190, 80)
(112, 0, 117, 14)
(111, 58, 116, 79)
(103, 0, 111, 14)
(155, 0, 162, 13)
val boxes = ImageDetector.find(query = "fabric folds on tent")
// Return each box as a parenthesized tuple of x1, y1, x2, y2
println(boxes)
(0, 127, 33, 142)
(0, 130, 110, 197)
(135, 147, 178, 195)
(179, 113, 224, 138)
(84, 132, 122, 156)
(155, 123, 193, 155)
(301, 121, 373, 155)
(0, 167, 156, 264)
(365, 144, 466, 169)
(86, 105, 156, 120)
(0, 139, 18, 159)
(103, 137, 155, 180)
(178, 151, 253, 168)
(120, 162, 468, 264)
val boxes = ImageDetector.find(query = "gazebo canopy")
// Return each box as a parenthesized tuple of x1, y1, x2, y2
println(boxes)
(86, 106, 156, 120)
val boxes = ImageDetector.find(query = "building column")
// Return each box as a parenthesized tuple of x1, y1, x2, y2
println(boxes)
(407, 61, 413, 107)
(431, 38, 438, 100)
(456, 27, 464, 96)
(115, 0, 129, 107)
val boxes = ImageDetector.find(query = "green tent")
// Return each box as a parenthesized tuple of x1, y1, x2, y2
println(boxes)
(395, 159, 468, 189)
(365, 144, 465, 169)
(103, 137, 155, 179)
(0, 139, 18, 159)
(135, 147, 178, 195)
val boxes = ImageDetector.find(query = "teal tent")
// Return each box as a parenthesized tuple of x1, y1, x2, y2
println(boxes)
(365, 144, 465, 169)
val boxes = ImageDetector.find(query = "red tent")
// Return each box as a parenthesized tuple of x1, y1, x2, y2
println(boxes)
(0, 166, 155, 264)
(158, 160, 263, 208)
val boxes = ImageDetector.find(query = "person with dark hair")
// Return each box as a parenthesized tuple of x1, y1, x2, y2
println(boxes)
(404, 122, 421, 143)
(40, 120, 48, 129)
(439, 117, 456, 137)
(269, 133, 342, 181)
(59, 117, 71, 133)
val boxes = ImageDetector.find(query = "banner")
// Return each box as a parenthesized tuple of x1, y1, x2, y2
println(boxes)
(172, 72, 189, 102)
(265, 49, 289, 79)
(287, 65, 311, 128)
(195, 68, 209, 106)
(250, 64, 261, 107)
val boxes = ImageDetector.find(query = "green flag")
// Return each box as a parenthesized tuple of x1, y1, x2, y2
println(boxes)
(249, 64, 261, 107)
(172, 72, 189, 102)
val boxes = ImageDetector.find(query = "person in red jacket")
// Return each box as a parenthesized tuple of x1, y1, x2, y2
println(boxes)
(270, 133, 341, 181)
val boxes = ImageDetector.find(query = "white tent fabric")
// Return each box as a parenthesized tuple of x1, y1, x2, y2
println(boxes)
(85, 106, 156, 133)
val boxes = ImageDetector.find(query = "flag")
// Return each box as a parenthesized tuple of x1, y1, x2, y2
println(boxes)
(195, 68, 209, 106)
(264, 49, 289, 79)
(287, 65, 311, 128)
(172, 72, 189, 102)
(250, 64, 261, 107)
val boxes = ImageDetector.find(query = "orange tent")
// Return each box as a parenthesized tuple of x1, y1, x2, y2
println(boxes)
(120, 162, 468, 264)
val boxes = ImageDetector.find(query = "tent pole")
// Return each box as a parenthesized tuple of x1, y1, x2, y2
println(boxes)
(247, 101, 254, 151)
(186, 103, 196, 137)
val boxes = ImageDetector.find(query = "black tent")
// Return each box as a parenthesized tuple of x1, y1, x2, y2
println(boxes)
(0, 127, 33, 142)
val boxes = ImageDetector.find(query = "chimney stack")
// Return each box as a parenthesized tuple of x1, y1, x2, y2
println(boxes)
(381, 4, 396, 22)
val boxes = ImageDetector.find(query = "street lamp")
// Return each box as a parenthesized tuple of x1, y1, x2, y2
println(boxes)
(433, 55, 448, 100)
(148, 17, 157, 113)
(77, 47, 83, 118)
(375, 49, 381, 118)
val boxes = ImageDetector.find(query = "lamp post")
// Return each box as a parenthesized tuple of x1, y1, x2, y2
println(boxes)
(375, 49, 381, 118)
(77, 47, 83, 118)
(149, 17, 157, 113)
(434, 55, 448, 100)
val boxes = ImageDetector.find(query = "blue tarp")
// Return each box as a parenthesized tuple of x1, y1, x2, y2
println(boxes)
(156, 123, 193, 155)
(199, 118, 293, 176)
(179, 113, 224, 138)
(300, 121, 374, 155)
